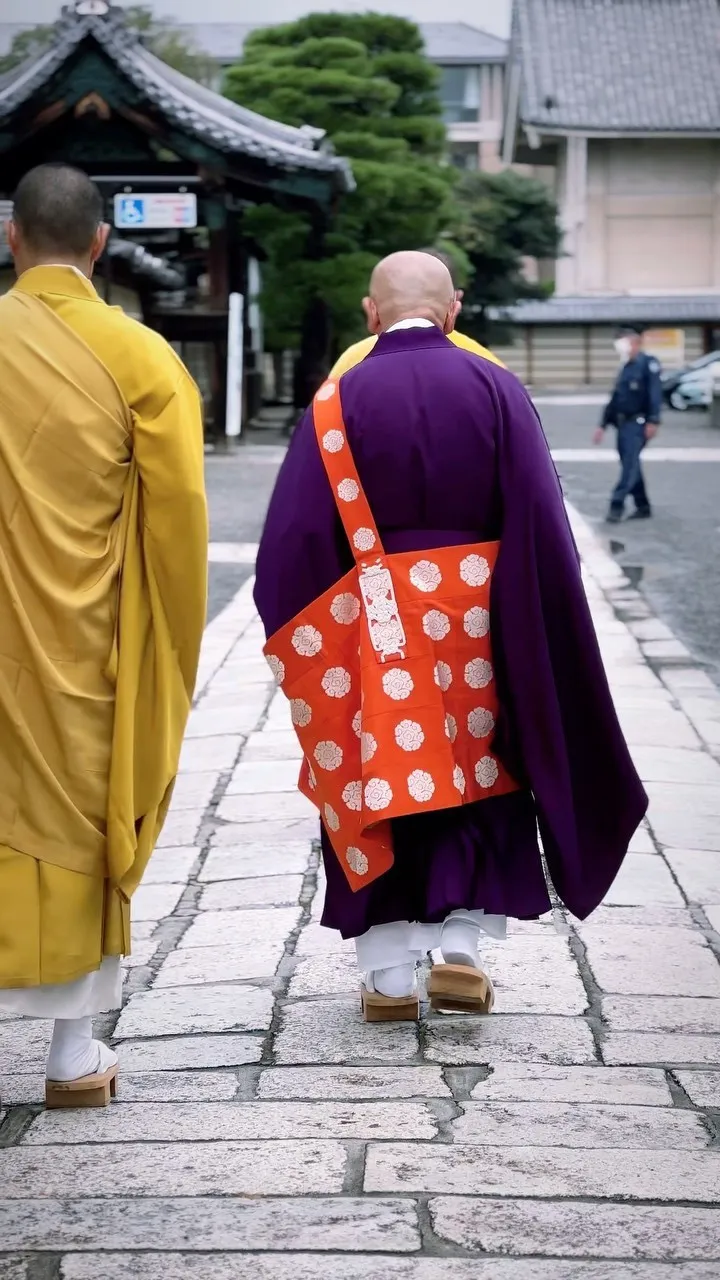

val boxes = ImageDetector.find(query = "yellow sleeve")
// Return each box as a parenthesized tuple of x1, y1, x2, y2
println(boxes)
(450, 330, 505, 368)
(329, 336, 378, 380)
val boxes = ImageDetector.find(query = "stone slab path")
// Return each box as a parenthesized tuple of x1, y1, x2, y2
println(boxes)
(2, 506, 720, 1278)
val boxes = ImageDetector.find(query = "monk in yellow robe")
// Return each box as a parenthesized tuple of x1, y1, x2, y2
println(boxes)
(0, 164, 208, 1105)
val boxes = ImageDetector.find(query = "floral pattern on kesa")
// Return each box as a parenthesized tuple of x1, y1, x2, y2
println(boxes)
(346, 846, 369, 876)
(459, 554, 490, 587)
(360, 731, 378, 763)
(321, 666, 352, 699)
(265, 654, 285, 685)
(353, 527, 376, 552)
(324, 803, 340, 831)
(468, 707, 495, 739)
(422, 609, 451, 641)
(291, 699, 312, 728)
(407, 769, 435, 802)
(342, 780, 362, 811)
(475, 756, 499, 788)
(322, 428, 344, 453)
(307, 764, 317, 791)
(434, 661, 453, 692)
(453, 765, 466, 794)
(409, 560, 442, 593)
(463, 606, 490, 639)
(292, 625, 323, 658)
(382, 669, 414, 701)
(364, 778, 393, 811)
(316, 381, 336, 402)
(331, 593, 361, 625)
(465, 658, 493, 690)
(337, 478, 360, 503)
(445, 714, 458, 742)
(352, 710, 362, 737)
(314, 740, 343, 771)
(394, 719, 425, 752)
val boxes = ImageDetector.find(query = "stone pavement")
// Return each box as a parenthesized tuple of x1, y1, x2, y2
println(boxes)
(1, 505, 720, 1278)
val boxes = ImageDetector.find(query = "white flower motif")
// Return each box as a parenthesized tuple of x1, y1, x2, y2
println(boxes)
(314, 740, 343, 771)
(445, 714, 458, 742)
(371, 620, 405, 654)
(316, 381, 336, 402)
(337, 478, 359, 503)
(307, 764, 317, 791)
(292, 625, 323, 658)
(409, 560, 442, 593)
(382, 669, 414, 701)
(464, 606, 490, 639)
(353, 527, 376, 552)
(408, 769, 436, 803)
(459, 554, 490, 587)
(394, 719, 424, 752)
(364, 778, 393, 812)
(342, 780, 362, 811)
(468, 707, 495, 739)
(422, 609, 451, 641)
(322, 428, 344, 453)
(290, 699, 312, 728)
(434, 661, 453, 692)
(475, 756, 500, 789)
(346, 846, 369, 876)
(360, 731, 378, 764)
(321, 666, 352, 699)
(453, 765, 466, 794)
(331, 592, 361, 625)
(324, 803, 340, 831)
(465, 658, 494, 690)
(265, 654, 285, 685)
(351, 710, 362, 737)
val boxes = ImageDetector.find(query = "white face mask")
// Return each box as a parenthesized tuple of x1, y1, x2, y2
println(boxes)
(614, 337, 632, 362)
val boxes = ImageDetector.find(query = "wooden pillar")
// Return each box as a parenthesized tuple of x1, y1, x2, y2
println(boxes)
(205, 198, 229, 439)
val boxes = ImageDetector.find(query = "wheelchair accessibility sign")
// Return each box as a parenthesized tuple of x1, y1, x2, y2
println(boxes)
(113, 193, 197, 230)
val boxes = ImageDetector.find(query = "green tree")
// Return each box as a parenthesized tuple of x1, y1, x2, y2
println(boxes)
(224, 14, 453, 351)
(449, 169, 562, 340)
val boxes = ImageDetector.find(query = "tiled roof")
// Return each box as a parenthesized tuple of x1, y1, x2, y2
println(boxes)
(492, 294, 720, 324)
(0, 7, 353, 191)
(512, 0, 720, 133)
(174, 21, 507, 65)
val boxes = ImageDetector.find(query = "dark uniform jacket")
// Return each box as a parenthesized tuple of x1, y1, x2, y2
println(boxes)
(602, 352, 662, 428)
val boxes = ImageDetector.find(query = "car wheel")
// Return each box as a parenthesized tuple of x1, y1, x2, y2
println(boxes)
(669, 389, 688, 411)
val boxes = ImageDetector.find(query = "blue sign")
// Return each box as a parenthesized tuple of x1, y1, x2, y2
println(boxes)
(115, 197, 145, 228)
(113, 193, 197, 230)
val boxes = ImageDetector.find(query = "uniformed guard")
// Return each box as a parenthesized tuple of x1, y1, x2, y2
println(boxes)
(593, 326, 662, 522)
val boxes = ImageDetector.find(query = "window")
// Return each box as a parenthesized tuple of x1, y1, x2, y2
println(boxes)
(438, 65, 481, 124)
(448, 143, 479, 171)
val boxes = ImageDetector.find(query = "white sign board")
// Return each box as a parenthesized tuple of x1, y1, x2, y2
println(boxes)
(225, 292, 245, 439)
(113, 192, 197, 230)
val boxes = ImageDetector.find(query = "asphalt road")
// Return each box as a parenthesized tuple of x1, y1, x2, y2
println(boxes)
(206, 404, 720, 682)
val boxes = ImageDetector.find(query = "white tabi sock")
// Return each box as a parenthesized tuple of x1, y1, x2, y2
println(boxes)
(368, 963, 417, 999)
(440, 916, 483, 970)
(46, 1017, 118, 1082)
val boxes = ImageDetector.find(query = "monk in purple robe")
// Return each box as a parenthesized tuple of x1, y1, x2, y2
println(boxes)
(255, 251, 646, 1015)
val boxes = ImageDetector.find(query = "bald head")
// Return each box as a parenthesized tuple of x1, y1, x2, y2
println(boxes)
(8, 164, 109, 279)
(364, 251, 456, 336)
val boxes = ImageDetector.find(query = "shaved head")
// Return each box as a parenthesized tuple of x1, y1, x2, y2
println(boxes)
(8, 163, 109, 279)
(364, 250, 456, 336)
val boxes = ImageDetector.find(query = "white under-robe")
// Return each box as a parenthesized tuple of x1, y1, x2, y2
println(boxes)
(0, 956, 123, 1019)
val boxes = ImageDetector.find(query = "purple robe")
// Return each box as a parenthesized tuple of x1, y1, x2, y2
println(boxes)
(254, 327, 647, 936)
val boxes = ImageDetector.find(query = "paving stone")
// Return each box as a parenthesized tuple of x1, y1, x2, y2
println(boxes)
(217, 791, 316, 825)
(0, 1020, 51, 1073)
(116, 1035, 263, 1073)
(212, 818, 319, 844)
(289, 951, 358, 998)
(20, 1199, 417, 1256)
(199, 842, 311, 881)
(156, 811, 204, 849)
(25, 1100, 435, 1145)
(0, 1070, 238, 1106)
(114, 984, 273, 1039)
(258, 1066, 451, 1100)
(131, 921, 158, 942)
(452, 1100, 707, 1148)
(705, 905, 720, 931)
(603, 1033, 720, 1066)
(200, 875, 304, 910)
(170, 773, 219, 811)
(470, 1065, 672, 1106)
(584, 905, 695, 929)
(630, 746, 720, 786)
(295, 924, 351, 957)
(1, 1142, 346, 1199)
(578, 924, 720, 996)
(141, 847, 199, 885)
(154, 941, 285, 987)
(648, 802, 720, 852)
(275, 999, 419, 1065)
(675, 1070, 720, 1107)
(476, 939, 587, 1016)
(179, 906, 299, 951)
(227, 760, 302, 795)
(0, 1261, 27, 1280)
(186, 701, 268, 739)
(617, 706, 701, 749)
(131, 882, 185, 922)
(57, 1257, 720, 1280)
(365, 1143, 720, 1200)
(664, 848, 720, 902)
(431, 1197, 720, 1261)
(604, 996, 720, 1035)
(424, 1016, 596, 1066)
(179, 735, 243, 773)
(243, 732, 303, 762)
(627, 827, 656, 853)
(662, 668, 720, 694)
(602, 854, 684, 906)
(122, 938, 159, 970)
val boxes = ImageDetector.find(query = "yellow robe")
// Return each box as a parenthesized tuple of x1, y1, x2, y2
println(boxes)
(0, 266, 208, 988)
(329, 329, 504, 379)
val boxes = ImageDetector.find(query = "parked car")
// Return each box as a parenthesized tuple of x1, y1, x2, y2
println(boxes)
(662, 351, 720, 410)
